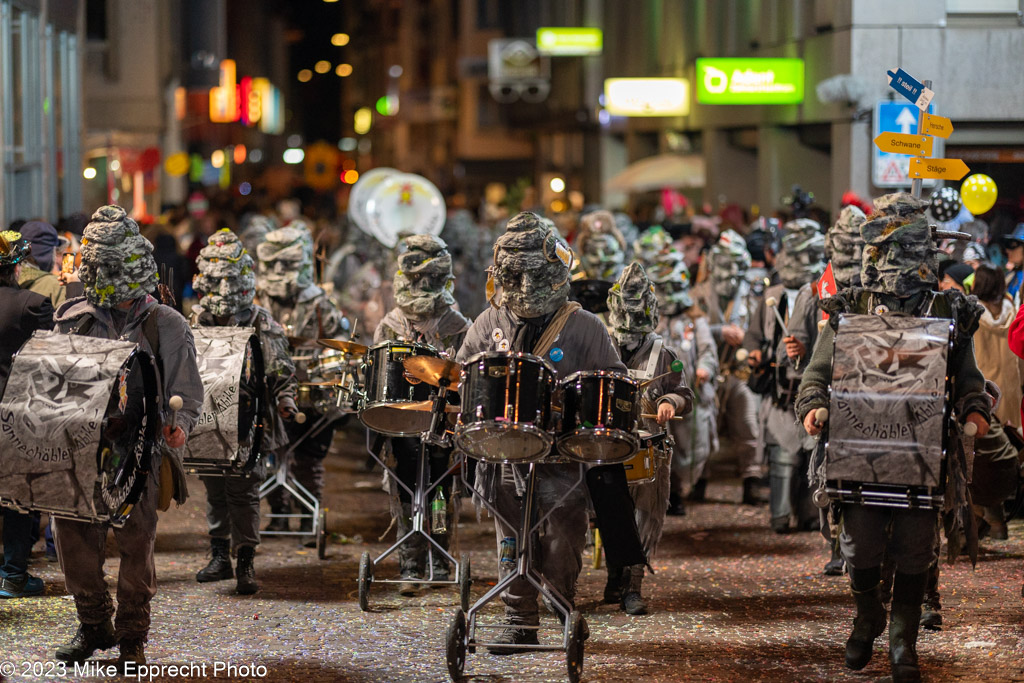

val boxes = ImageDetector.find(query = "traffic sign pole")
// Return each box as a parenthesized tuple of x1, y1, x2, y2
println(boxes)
(910, 79, 931, 198)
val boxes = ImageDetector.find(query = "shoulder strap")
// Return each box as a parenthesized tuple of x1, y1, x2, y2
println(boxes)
(534, 301, 582, 357)
(142, 308, 164, 382)
(74, 316, 94, 336)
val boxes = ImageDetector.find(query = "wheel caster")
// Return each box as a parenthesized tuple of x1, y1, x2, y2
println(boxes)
(459, 551, 472, 612)
(566, 610, 585, 683)
(358, 551, 372, 611)
(316, 508, 328, 560)
(445, 608, 467, 681)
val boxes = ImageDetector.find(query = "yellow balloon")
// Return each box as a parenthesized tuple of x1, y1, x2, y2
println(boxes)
(960, 173, 997, 215)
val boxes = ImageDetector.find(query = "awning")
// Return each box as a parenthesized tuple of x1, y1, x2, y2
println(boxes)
(605, 153, 706, 193)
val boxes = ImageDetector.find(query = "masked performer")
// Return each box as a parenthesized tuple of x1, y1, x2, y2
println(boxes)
(649, 249, 718, 515)
(691, 230, 763, 503)
(374, 235, 471, 595)
(52, 205, 203, 667)
(256, 227, 347, 530)
(455, 212, 632, 652)
(576, 210, 627, 282)
(191, 229, 298, 595)
(796, 193, 990, 683)
(744, 218, 825, 533)
(604, 263, 692, 614)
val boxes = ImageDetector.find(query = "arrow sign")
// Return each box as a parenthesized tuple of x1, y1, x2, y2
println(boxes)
(874, 132, 933, 157)
(921, 112, 953, 138)
(909, 157, 969, 181)
(895, 107, 917, 134)
(886, 68, 934, 110)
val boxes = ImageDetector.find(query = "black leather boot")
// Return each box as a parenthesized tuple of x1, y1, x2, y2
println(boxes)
(117, 638, 146, 670)
(845, 568, 886, 670)
(603, 565, 624, 604)
(621, 564, 649, 615)
(920, 562, 941, 630)
(486, 627, 539, 655)
(890, 571, 927, 683)
(196, 538, 233, 583)
(235, 545, 259, 595)
(667, 491, 686, 516)
(55, 621, 116, 663)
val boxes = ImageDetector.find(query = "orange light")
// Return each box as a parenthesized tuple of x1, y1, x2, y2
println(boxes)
(233, 145, 247, 165)
(336, 63, 353, 77)
(342, 159, 356, 171)
(343, 169, 359, 184)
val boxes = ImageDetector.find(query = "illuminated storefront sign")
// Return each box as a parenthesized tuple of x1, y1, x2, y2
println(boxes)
(603, 78, 690, 117)
(695, 58, 804, 105)
(209, 60, 239, 122)
(536, 27, 603, 56)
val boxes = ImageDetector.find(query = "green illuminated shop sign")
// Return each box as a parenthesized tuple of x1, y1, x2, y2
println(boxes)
(536, 27, 603, 56)
(696, 58, 804, 105)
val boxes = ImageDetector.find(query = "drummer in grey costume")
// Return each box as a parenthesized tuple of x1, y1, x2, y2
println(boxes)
(649, 249, 718, 515)
(190, 228, 298, 595)
(605, 263, 692, 615)
(690, 230, 763, 504)
(52, 205, 203, 667)
(743, 218, 825, 534)
(256, 227, 346, 529)
(374, 234, 470, 595)
(455, 212, 629, 653)
(576, 209, 627, 282)
(796, 193, 990, 683)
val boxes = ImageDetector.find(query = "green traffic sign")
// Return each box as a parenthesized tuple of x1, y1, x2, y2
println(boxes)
(695, 58, 804, 105)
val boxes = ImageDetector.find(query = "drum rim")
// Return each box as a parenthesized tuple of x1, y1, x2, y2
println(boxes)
(560, 369, 638, 386)
(454, 421, 553, 463)
(358, 401, 435, 436)
(367, 340, 438, 353)
(462, 350, 556, 375)
(557, 427, 638, 464)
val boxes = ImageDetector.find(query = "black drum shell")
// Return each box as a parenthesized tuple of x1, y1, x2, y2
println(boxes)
(558, 371, 639, 464)
(360, 341, 439, 436)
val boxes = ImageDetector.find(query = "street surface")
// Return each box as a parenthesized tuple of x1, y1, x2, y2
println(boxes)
(2, 424, 1023, 682)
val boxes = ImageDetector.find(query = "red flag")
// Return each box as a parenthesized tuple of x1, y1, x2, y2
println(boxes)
(815, 261, 837, 320)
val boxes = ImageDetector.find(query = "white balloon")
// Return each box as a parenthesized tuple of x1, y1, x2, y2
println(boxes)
(364, 173, 446, 249)
(348, 167, 397, 244)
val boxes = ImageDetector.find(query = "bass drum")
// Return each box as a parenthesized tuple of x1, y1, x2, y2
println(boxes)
(360, 341, 439, 436)
(184, 327, 265, 475)
(0, 331, 158, 526)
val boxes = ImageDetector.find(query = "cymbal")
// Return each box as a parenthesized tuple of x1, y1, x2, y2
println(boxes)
(393, 400, 460, 413)
(403, 356, 462, 388)
(288, 335, 317, 348)
(317, 338, 369, 355)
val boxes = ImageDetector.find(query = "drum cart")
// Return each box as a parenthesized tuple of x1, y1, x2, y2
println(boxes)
(445, 459, 589, 683)
(357, 365, 471, 610)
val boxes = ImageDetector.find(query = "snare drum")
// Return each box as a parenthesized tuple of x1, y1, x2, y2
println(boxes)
(360, 341, 439, 435)
(623, 431, 667, 485)
(456, 352, 555, 463)
(184, 327, 265, 475)
(558, 371, 639, 464)
(0, 331, 159, 526)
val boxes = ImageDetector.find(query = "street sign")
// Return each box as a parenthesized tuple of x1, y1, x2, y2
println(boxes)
(921, 112, 953, 138)
(909, 157, 970, 181)
(536, 27, 603, 56)
(695, 58, 804, 105)
(604, 78, 690, 116)
(874, 132, 934, 157)
(886, 67, 934, 110)
(873, 101, 942, 188)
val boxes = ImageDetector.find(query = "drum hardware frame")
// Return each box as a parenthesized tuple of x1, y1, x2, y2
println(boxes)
(446, 459, 588, 682)
(359, 380, 470, 611)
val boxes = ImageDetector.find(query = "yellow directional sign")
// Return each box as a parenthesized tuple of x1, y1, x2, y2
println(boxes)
(874, 132, 933, 157)
(909, 157, 969, 181)
(920, 112, 953, 139)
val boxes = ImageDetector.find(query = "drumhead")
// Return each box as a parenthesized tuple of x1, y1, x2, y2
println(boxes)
(359, 402, 434, 436)
(558, 429, 638, 464)
(455, 422, 553, 463)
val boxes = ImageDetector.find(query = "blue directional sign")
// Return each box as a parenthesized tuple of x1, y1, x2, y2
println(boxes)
(886, 68, 934, 110)
(873, 100, 942, 188)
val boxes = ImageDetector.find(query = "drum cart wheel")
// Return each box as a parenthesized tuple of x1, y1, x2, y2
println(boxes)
(566, 610, 586, 683)
(459, 552, 472, 612)
(358, 551, 373, 611)
(445, 609, 467, 681)
(316, 508, 328, 560)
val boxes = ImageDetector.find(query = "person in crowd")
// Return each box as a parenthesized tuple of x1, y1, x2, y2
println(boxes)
(744, 217, 781, 299)
(938, 261, 974, 294)
(604, 262, 692, 614)
(17, 220, 72, 307)
(52, 205, 203, 668)
(374, 235, 470, 595)
(576, 210, 627, 282)
(190, 229, 298, 595)
(1001, 224, 1024, 306)
(797, 193, 990, 683)
(0, 231, 54, 599)
(690, 230, 763, 504)
(455, 211, 628, 653)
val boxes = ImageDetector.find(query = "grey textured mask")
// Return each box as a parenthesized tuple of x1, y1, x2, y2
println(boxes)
(80, 205, 159, 308)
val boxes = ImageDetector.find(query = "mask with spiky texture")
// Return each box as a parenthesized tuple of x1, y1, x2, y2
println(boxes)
(825, 205, 867, 288)
(193, 228, 256, 316)
(860, 193, 939, 296)
(776, 218, 826, 289)
(79, 205, 159, 308)
(394, 234, 455, 321)
(607, 262, 658, 346)
(493, 212, 573, 318)
(257, 227, 314, 299)
(708, 229, 751, 300)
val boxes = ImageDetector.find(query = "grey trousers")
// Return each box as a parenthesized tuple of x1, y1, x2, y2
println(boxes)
(202, 473, 261, 549)
(53, 472, 159, 641)
(717, 375, 762, 480)
(491, 464, 588, 625)
(840, 505, 939, 575)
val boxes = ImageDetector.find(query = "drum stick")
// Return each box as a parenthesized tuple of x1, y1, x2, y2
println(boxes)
(640, 413, 684, 421)
(168, 395, 183, 432)
(295, 412, 307, 424)
(734, 347, 749, 363)
(813, 407, 828, 428)
(765, 297, 788, 335)
(963, 420, 978, 484)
